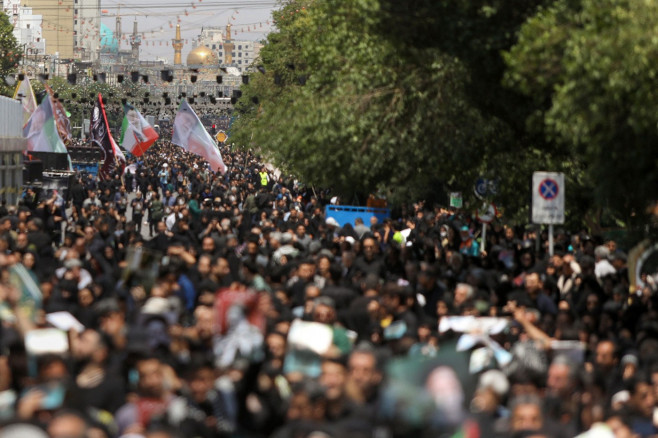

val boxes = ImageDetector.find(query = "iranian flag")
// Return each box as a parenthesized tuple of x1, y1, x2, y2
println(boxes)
(172, 99, 226, 174)
(120, 104, 159, 156)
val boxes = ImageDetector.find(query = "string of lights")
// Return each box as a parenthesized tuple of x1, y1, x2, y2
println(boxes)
(10, 9, 273, 45)
(5, 0, 314, 65)
(17, 1, 277, 12)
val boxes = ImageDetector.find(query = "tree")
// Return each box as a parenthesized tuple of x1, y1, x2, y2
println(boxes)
(0, 12, 21, 96)
(233, 0, 654, 228)
(357, 0, 597, 226)
(504, 0, 658, 225)
(376, 0, 553, 130)
(232, 0, 586, 226)
(232, 0, 500, 206)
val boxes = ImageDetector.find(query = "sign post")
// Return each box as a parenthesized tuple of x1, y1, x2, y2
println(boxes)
(532, 172, 565, 256)
(449, 192, 463, 209)
(474, 177, 499, 256)
(476, 203, 497, 255)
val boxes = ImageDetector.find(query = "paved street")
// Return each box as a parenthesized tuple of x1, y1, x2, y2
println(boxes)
(126, 191, 155, 241)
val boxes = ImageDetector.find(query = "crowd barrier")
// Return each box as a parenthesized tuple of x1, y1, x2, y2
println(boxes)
(324, 205, 390, 228)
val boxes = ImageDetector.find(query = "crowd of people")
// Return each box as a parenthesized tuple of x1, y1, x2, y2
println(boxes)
(0, 139, 656, 438)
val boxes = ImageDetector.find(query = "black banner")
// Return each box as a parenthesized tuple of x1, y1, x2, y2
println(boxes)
(90, 93, 124, 180)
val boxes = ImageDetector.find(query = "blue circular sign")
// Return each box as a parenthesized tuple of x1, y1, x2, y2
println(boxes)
(539, 178, 559, 200)
(475, 178, 488, 198)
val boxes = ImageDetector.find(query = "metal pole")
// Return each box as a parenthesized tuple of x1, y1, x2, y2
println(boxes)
(481, 222, 487, 255)
(535, 224, 541, 255)
(548, 224, 554, 257)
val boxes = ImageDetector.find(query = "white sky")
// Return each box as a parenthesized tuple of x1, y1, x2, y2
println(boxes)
(100, 0, 278, 62)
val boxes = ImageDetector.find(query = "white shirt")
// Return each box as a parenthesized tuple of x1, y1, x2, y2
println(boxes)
(595, 259, 616, 279)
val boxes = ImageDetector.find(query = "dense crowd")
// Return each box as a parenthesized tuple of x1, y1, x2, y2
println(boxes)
(0, 141, 656, 438)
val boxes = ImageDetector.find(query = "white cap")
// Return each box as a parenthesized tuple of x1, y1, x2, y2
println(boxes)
(0, 424, 49, 438)
(611, 390, 630, 406)
(141, 297, 170, 315)
(326, 217, 339, 227)
(477, 369, 509, 398)
(574, 423, 615, 438)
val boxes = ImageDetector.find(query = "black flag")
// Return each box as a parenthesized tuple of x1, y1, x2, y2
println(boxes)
(90, 93, 125, 180)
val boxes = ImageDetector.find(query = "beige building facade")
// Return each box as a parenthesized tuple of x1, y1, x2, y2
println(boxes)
(24, 0, 75, 59)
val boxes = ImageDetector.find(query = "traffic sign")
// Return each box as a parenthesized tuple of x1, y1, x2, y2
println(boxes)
(474, 177, 499, 199)
(532, 172, 564, 224)
(450, 192, 463, 209)
(539, 178, 559, 200)
(215, 130, 228, 143)
(475, 178, 488, 198)
(476, 202, 497, 224)
(487, 179, 498, 196)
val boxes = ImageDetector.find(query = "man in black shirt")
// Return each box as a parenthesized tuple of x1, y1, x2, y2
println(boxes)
(353, 236, 385, 279)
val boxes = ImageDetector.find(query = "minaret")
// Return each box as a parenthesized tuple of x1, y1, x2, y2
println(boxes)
(173, 24, 183, 66)
(115, 14, 122, 48)
(130, 20, 141, 62)
(223, 23, 234, 65)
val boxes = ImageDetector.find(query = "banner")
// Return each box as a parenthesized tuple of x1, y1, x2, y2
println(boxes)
(120, 104, 159, 156)
(23, 96, 69, 154)
(91, 93, 125, 179)
(13, 76, 37, 125)
(43, 83, 73, 145)
(172, 100, 226, 174)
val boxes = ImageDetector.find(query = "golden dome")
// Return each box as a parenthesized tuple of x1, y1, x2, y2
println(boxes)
(186, 46, 219, 66)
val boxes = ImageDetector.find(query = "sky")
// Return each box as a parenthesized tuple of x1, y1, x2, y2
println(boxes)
(99, 0, 279, 62)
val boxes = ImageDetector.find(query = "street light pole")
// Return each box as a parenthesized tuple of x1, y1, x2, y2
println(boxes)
(42, 55, 50, 75)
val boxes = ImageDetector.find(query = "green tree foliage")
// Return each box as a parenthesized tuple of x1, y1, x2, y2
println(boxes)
(232, 0, 502, 205)
(0, 12, 21, 96)
(375, 0, 593, 225)
(504, 0, 658, 224)
(377, 0, 551, 129)
(232, 0, 581, 225)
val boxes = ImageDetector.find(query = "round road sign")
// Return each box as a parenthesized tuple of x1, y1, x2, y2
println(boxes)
(539, 178, 559, 200)
(476, 203, 497, 224)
